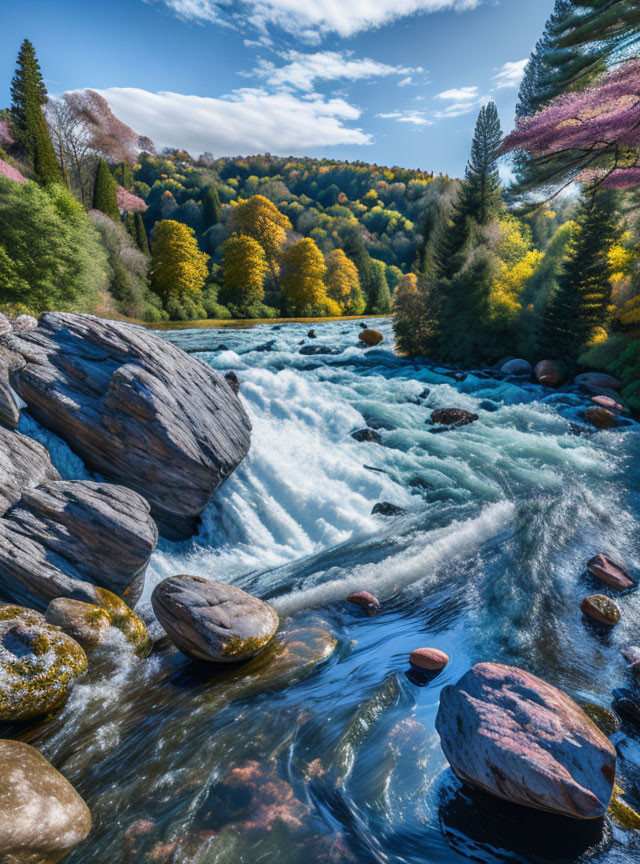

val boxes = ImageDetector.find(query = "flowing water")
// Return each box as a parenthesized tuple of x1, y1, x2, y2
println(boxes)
(7, 318, 640, 864)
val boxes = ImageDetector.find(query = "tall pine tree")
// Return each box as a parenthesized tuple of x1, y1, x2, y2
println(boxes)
(10, 39, 61, 185)
(93, 159, 120, 221)
(540, 191, 619, 364)
(202, 185, 222, 231)
(435, 102, 503, 279)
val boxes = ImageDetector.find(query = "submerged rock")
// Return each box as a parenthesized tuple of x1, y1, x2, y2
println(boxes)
(581, 594, 621, 627)
(371, 502, 406, 517)
(0, 739, 91, 861)
(307, 330, 317, 339)
(152, 576, 279, 663)
(0, 313, 251, 539)
(0, 480, 157, 609)
(346, 591, 380, 613)
(299, 345, 341, 356)
(358, 329, 383, 347)
(45, 598, 111, 650)
(435, 662, 616, 819)
(351, 428, 383, 444)
(584, 407, 617, 429)
(430, 408, 478, 428)
(409, 647, 449, 671)
(224, 371, 240, 395)
(0, 605, 87, 721)
(609, 784, 640, 831)
(578, 701, 621, 737)
(534, 360, 562, 388)
(591, 395, 623, 413)
(587, 554, 633, 592)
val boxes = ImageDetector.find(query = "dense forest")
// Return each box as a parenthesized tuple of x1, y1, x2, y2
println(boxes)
(1, 0, 639, 414)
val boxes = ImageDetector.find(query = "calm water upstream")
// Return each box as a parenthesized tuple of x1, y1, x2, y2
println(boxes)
(9, 317, 640, 863)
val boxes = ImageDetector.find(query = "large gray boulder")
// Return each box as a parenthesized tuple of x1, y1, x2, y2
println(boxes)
(0, 425, 59, 514)
(0, 313, 252, 538)
(436, 663, 616, 819)
(0, 739, 91, 861)
(152, 575, 279, 663)
(0, 480, 157, 609)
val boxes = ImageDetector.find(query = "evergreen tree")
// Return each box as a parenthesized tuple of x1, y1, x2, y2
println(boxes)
(435, 103, 503, 279)
(133, 211, 149, 256)
(9, 39, 47, 145)
(9, 39, 61, 185)
(113, 162, 134, 190)
(540, 191, 619, 365)
(341, 228, 376, 309)
(202, 184, 222, 231)
(93, 159, 119, 221)
(369, 259, 392, 314)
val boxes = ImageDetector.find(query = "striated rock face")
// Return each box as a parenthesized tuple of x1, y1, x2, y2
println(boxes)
(0, 313, 252, 538)
(0, 346, 26, 430)
(0, 425, 60, 514)
(0, 605, 87, 721)
(0, 739, 91, 862)
(436, 663, 616, 819)
(0, 480, 157, 609)
(152, 575, 279, 663)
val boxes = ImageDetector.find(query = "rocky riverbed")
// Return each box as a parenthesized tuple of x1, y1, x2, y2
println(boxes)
(1, 314, 640, 864)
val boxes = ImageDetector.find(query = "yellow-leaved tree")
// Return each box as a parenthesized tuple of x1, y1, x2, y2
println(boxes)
(221, 234, 269, 312)
(280, 238, 341, 317)
(325, 248, 365, 314)
(490, 216, 543, 325)
(228, 195, 292, 272)
(150, 219, 209, 303)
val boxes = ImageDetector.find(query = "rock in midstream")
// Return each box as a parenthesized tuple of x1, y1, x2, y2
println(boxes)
(152, 576, 279, 663)
(0, 425, 60, 514)
(0, 480, 157, 609)
(436, 663, 616, 819)
(0, 313, 252, 539)
(0, 604, 87, 721)
(0, 739, 92, 862)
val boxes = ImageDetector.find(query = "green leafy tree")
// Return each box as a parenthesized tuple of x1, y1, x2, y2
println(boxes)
(393, 273, 441, 357)
(150, 220, 209, 304)
(341, 228, 376, 308)
(221, 234, 269, 313)
(113, 162, 134, 190)
(280, 238, 340, 317)
(93, 158, 119, 221)
(9, 40, 61, 185)
(369, 259, 392, 314)
(0, 178, 108, 312)
(540, 191, 620, 365)
(202, 184, 222, 231)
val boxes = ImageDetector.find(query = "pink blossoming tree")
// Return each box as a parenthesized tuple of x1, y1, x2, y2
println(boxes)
(117, 185, 147, 213)
(0, 158, 27, 184)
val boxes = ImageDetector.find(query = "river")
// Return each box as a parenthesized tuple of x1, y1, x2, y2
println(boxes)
(15, 317, 640, 863)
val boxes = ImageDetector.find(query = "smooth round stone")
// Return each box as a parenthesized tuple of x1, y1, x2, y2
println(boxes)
(501, 359, 533, 377)
(587, 554, 633, 592)
(152, 575, 279, 663)
(534, 360, 562, 388)
(346, 591, 380, 613)
(358, 329, 383, 347)
(0, 605, 87, 721)
(575, 372, 621, 392)
(0, 739, 92, 862)
(410, 648, 449, 671)
(45, 598, 111, 650)
(581, 595, 621, 627)
(591, 395, 623, 412)
(584, 407, 617, 429)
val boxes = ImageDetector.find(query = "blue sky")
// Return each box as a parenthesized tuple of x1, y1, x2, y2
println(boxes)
(1, 0, 555, 176)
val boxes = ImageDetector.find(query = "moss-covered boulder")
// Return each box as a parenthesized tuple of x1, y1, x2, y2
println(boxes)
(93, 588, 151, 658)
(0, 605, 87, 721)
(45, 598, 111, 651)
(0, 739, 91, 863)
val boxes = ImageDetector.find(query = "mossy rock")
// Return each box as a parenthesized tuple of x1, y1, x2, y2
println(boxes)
(45, 598, 112, 650)
(93, 588, 152, 658)
(0, 605, 87, 721)
(609, 784, 640, 831)
(578, 701, 621, 736)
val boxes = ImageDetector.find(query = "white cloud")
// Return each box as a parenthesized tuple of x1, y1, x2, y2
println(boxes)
(252, 51, 418, 92)
(378, 109, 432, 126)
(492, 59, 528, 90)
(152, 0, 482, 39)
(434, 85, 481, 118)
(95, 86, 371, 156)
(398, 76, 415, 87)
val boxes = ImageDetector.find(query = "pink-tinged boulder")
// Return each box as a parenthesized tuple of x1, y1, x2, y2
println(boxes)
(346, 591, 380, 613)
(591, 395, 623, 413)
(435, 663, 616, 819)
(358, 329, 383, 347)
(584, 407, 616, 429)
(575, 372, 621, 392)
(581, 595, 621, 627)
(587, 555, 633, 592)
(410, 648, 449, 671)
(534, 360, 562, 388)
